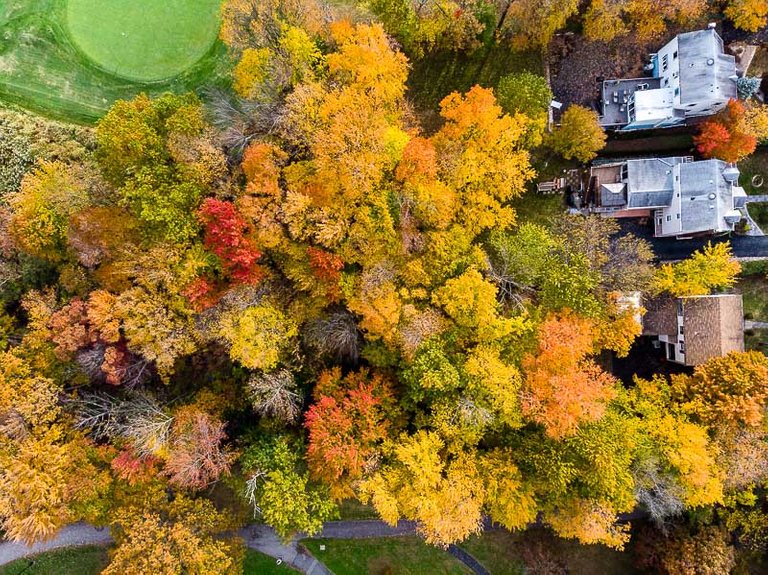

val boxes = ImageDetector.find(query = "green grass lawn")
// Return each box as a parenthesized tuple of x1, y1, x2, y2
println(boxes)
(509, 190, 566, 227)
(243, 550, 301, 574)
(337, 498, 380, 520)
(461, 531, 525, 574)
(66, 0, 220, 82)
(736, 149, 768, 230)
(738, 262, 768, 355)
(0, 546, 296, 574)
(740, 276, 768, 322)
(462, 529, 638, 575)
(301, 536, 472, 575)
(407, 44, 543, 132)
(0, 0, 230, 123)
(0, 546, 110, 575)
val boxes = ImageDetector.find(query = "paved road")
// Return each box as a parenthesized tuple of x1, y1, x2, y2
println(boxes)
(617, 220, 768, 261)
(652, 234, 768, 261)
(240, 524, 332, 575)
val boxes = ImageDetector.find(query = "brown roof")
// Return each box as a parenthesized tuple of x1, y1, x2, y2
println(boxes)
(642, 295, 678, 336)
(682, 294, 744, 366)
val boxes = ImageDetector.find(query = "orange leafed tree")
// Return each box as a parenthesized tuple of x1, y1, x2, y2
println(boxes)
(431, 86, 535, 234)
(671, 350, 768, 429)
(694, 99, 757, 162)
(305, 368, 396, 498)
(521, 313, 617, 438)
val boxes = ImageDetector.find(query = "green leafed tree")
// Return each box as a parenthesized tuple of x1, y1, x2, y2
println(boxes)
(242, 436, 338, 539)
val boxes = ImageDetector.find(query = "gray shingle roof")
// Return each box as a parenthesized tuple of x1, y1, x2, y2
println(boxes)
(600, 183, 627, 207)
(626, 158, 685, 208)
(678, 29, 738, 105)
(679, 160, 733, 234)
(628, 191, 674, 208)
(627, 158, 677, 192)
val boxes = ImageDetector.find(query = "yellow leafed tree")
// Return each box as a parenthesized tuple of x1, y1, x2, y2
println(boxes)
(360, 431, 485, 547)
(653, 242, 741, 297)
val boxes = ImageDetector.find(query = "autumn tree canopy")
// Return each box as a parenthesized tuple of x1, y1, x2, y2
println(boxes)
(694, 99, 757, 163)
(3, 5, 766, 567)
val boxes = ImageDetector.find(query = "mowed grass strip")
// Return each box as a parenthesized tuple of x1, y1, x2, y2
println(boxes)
(301, 536, 472, 575)
(0, 0, 230, 123)
(0, 546, 296, 575)
(66, 0, 221, 82)
(0, 545, 110, 575)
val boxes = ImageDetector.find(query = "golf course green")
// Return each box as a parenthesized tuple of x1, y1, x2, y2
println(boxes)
(65, 0, 221, 82)
(0, 0, 228, 122)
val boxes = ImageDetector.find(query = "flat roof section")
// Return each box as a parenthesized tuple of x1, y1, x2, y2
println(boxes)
(600, 77, 662, 126)
(633, 88, 675, 122)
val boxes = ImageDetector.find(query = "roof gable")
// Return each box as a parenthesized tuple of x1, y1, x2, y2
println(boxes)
(642, 295, 678, 336)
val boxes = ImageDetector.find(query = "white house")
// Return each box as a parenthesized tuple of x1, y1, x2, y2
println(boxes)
(588, 157, 746, 238)
(600, 28, 738, 131)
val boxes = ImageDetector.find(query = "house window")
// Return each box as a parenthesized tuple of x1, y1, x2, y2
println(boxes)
(677, 301, 683, 315)
(664, 78, 669, 86)
(680, 340, 685, 353)
(662, 54, 669, 71)
(657, 218, 663, 226)
(667, 342, 675, 360)
(676, 213, 680, 219)
(675, 87, 680, 97)
(666, 215, 672, 222)
(673, 51, 678, 59)
(679, 325, 684, 335)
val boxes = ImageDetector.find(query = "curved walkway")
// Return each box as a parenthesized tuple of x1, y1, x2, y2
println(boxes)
(0, 520, 491, 575)
(0, 523, 112, 565)
(448, 545, 491, 575)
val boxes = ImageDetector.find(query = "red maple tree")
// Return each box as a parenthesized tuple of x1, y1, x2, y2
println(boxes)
(694, 99, 756, 162)
(307, 247, 344, 283)
(305, 369, 395, 498)
(198, 198, 264, 284)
